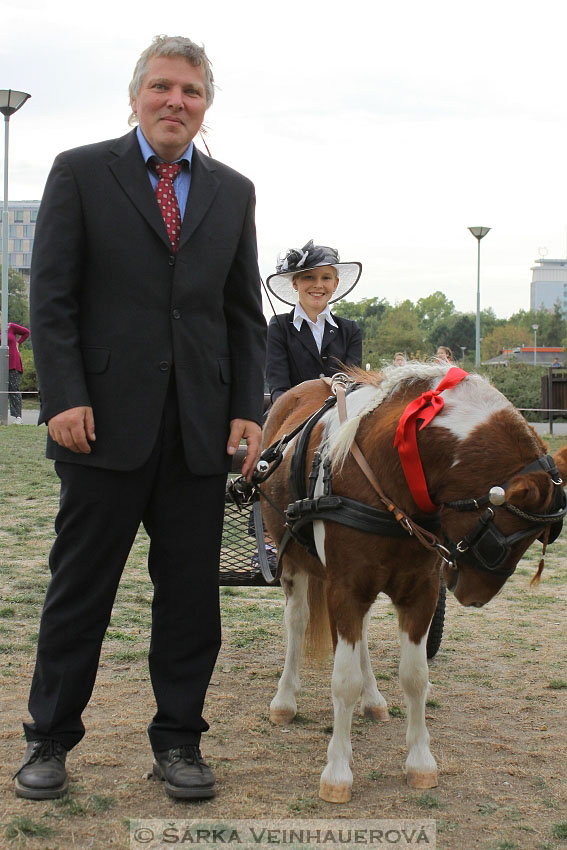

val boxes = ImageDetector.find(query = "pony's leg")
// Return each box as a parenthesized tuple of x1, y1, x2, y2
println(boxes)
(270, 569, 309, 724)
(319, 633, 362, 803)
(398, 629, 438, 789)
(359, 609, 389, 721)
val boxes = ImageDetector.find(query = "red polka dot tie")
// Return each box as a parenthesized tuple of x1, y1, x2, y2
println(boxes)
(153, 161, 182, 252)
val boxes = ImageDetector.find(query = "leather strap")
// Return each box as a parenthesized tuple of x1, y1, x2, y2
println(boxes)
(335, 385, 442, 554)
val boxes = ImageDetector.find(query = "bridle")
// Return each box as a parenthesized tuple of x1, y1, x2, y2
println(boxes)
(439, 454, 567, 586)
(391, 367, 567, 583)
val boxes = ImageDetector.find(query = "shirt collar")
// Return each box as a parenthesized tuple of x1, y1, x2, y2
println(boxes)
(293, 302, 338, 331)
(136, 125, 193, 168)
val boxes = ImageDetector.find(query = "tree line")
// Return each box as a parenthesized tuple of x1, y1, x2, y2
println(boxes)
(332, 291, 566, 367)
(6, 271, 566, 367)
(4, 273, 565, 417)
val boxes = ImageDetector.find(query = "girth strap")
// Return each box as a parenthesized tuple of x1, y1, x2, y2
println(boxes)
(277, 491, 443, 573)
(286, 494, 441, 538)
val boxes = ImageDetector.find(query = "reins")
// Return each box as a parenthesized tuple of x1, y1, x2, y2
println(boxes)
(226, 393, 341, 584)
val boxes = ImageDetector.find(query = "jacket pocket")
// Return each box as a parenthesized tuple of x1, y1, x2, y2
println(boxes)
(81, 346, 111, 374)
(218, 357, 231, 384)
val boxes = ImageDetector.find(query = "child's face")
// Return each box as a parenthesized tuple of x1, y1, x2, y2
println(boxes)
(292, 265, 339, 316)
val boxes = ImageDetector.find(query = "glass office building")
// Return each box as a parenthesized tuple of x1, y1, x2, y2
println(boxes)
(0, 200, 41, 283)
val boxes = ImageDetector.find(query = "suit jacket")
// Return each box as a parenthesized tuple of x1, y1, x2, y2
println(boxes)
(30, 130, 266, 474)
(266, 311, 362, 401)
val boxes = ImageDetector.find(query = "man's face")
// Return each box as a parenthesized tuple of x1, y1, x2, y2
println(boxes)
(131, 55, 208, 162)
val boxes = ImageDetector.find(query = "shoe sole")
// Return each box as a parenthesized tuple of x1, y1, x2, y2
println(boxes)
(152, 763, 215, 800)
(15, 777, 68, 800)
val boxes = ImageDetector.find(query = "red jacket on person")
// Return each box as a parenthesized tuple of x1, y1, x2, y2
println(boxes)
(1, 322, 30, 372)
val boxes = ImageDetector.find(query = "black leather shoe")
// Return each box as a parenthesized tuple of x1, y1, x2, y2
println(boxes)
(14, 740, 68, 800)
(153, 745, 215, 800)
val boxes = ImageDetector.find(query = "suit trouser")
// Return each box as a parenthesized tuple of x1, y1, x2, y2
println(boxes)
(23, 377, 225, 752)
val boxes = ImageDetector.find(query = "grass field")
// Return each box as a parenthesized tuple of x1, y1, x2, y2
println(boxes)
(1, 425, 566, 850)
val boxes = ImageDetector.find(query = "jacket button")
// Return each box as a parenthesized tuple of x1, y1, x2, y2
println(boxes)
(159, 361, 169, 371)
(172, 309, 181, 319)
(168, 255, 176, 266)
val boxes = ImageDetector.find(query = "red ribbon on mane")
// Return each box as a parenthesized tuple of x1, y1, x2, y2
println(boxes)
(394, 367, 468, 513)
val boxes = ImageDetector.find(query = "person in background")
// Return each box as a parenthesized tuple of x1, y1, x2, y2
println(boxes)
(14, 34, 266, 803)
(265, 240, 363, 402)
(552, 356, 562, 368)
(0, 315, 30, 424)
(435, 345, 454, 363)
(393, 351, 406, 366)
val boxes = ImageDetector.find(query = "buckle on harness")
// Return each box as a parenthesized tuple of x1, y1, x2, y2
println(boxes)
(286, 495, 343, 522)
(330, 372, 353, 395)
(434, 542, 455, 567)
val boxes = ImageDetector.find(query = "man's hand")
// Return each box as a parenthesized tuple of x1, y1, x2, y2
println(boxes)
(48, 406, 96, 454)
(227, 418, 262, 482)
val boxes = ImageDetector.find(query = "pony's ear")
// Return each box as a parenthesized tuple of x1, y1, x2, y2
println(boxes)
(553, 446, 567, 482)
(506, 472, 553, 513)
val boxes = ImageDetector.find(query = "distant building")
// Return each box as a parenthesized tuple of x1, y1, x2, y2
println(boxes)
(0, 200, 41, 285)
(483, 346, 564, 366)
(530, 257, 567, 318)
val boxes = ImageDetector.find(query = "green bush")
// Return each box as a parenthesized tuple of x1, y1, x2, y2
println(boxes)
(479, 364, 547, 421)
(19, 348, 38, 394)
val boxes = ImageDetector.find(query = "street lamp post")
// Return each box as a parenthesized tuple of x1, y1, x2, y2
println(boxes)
(468, 226, 491, 367)
(532, 324, 538, 367)
(0, 89, 31, 425)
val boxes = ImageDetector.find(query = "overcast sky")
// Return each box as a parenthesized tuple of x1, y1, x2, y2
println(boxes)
(3, 0, 567, 320)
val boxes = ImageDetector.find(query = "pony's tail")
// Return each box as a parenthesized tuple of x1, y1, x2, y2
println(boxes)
(304, 573, 332, 661)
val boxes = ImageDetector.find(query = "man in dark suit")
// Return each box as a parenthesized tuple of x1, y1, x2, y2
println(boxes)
(14, 35, 266, 802)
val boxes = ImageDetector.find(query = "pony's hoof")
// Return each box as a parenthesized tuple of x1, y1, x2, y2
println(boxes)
(319, 781, 352, 803)
(406, 770, 438, 789)
(363, 705, 390, 722)
(270, 707, 296, 725)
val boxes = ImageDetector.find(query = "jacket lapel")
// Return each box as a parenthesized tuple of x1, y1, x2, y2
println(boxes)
(108, 130, 170, 250)
(178, 147, 220, 250)
(321, 318, 338, 353)
(290, 314, 321, 363)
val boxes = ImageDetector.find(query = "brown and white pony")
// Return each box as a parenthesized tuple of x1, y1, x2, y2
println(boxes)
(260, 362, 567, 803)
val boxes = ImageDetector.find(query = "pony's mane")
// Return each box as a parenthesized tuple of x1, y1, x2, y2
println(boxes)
(324, 360, 490, 470)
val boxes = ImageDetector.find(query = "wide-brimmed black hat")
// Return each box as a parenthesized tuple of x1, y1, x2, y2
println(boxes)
(266, 240, 362, 306)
